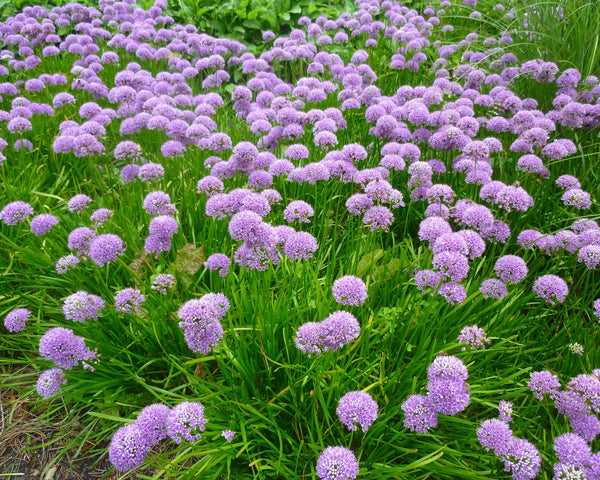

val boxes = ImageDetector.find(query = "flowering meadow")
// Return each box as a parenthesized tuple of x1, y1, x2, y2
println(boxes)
(1, 0, 600, 478)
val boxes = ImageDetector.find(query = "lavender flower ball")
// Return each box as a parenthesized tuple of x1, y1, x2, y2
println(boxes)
(332, 275, 368, 306)
(458, 324, 491, 350)
(39, 327, 96, 370)
(283, 200, 314, 224)
(115, 288, 146, 314)
(494, 255, 528, 283)
(205, 253, 231, 277)
(480, 279, 508, 300)
(528, 370, 561, 400)
(477, 418, 513, 454)
(135, 403, 171, 445)
(36, 368, 66, 398)
(89, 234, 126, 266)
(55, 255, 80, 274)
(4, 308, 31, 332)
(532, 274, 568, 304)
(166, 401, 207, 444)
(222, 430, 236, 442)
(316, 446, 359, 480)
(283, 231, 318, 261)
(90, 208, 113, 227)
(149, 215, 178, 238)
(68, 194, 92, 213)
(30, 214, 59, 235)
(336, 391, 378, 432)
(63, 291, 105, 322)
(401, 394, 438, 433)
(108, 423, 151, 471)
(562, 188, 592, 210)
(594, 298, 600, 318)
(151, 274, 175, 294)
(363, 205, 394, 232)
(1, 201, 34, 225)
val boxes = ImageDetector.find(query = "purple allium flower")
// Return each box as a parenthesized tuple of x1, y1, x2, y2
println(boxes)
(248, 170, 273, 190)
(528, 371, 561, 400)
(90, 208, 112, 227)
(336, 391, 378, 432)
(4, 308, 31, 332)
(114, 141, 142, 161)
(284, 200, 314, 224)
(332, 276, 368, 306)
(578, 245, 600, 269)
(197, 176, 225, 196)
(149, 215, 178, 238)
(228, 211, 266, 243)
(295, 311, 360, 356)
(428, 355, 469, 382)
(432, 251, 470, 282)
(427, 377, 471, 416)
(480, 279, 508, 300)
(151, 274, 175, 295)
(121, 164, 140, 183)
(283, 231, 318, 261)
(477, 419, 513, 454)
(499, 400, 513, 423)
(177, 294, 229, 354)
(55, 255, 80, 274)
(222, 429, 236, 442)
(494, 186, 534, 212)
(136, 403, 171, 445)
(138, 163, 165, 182)
(556, 175, 581, 190)
(346, 194, 374, 215)
(458, 230, 486, 258)
(562, 188, 592, 210)
(438, 282, 467, 305)
(414, 269, 443, 292)
(89, 234, 126, 267)
(553, 433, 591, 466)
(205, 253, 231, 277)
(63, 291, 104, 322)
(108, 423, 150, 471)
(458, 324, 491, 350)
(166, 401, 207, 444)
(418, 217, 452, 243)
(115, 288, 145, 314)
(503, 437, 541, 480)
(285, 144, 310, 161)
(142, 191, 177, 216)
(36, 368, 66, 398)
(401, 394, 438, 433)
(316, 446, 359, 480)
(494, 255, 528, 283)
(1, 201, 34, 225)
(68, 194, 92, 213)
(363, 206, 394, 232)
(594, 298, 600, 318)
(30, 214, 59, 236)
(39, 327, 96, 370)
(532, 274, 568, 305)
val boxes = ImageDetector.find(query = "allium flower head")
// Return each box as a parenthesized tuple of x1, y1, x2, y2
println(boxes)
(63, 291, 104, 322)
(166, 401, 207, 444)
(1, 201, 34, 225)
(477, 418, 513, 454)
(532, 274, 568, 304)
(480, 279, 508, 300)
(205, 253, 231, 277)
(36, 368, 66, 398)
(498, 400, 513, 423)
(30, 214, 59, 235)
(363, 205, 394, 231)
(427, 355, 468, 382)
(295, 311, 360, 356)
(108, 423, 151, 471)
(332, 275, 368, 306)
(222, 430, 236, 442)
(283, 200, 314, 223)
(136, 403, 171, 445)
(336, 391, 378, 432)
(458, 324, 490, 350)
(177, 294, 230, 354)
(528, 370, 561, 400)
(90, 208, 112, 227)
(89, 234, 126, 266)
(503, 438, 541, 480)
(149, 215, 178, 238)
(115, 288, 146, 314)
(553, 433, 591, 466)
(494, 255, 528, 283)
(68, 194, 92, 213)
(283, 231, 318, 261)
(562, 189, 591, 210)
(4, 308, 31, 332)
(55, 255, 80, 274)
(316, 446, 359, 480)
(151, 274, 175, 294)
(401, 394, 438, 433)
(39, 327, 96, 370)
(143, 191, 177, 216)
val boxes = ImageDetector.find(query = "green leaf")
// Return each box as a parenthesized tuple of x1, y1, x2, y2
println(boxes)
(289, 4, 301, 13)
(167, 243, 206, 290)
(356, 249, 384, 278)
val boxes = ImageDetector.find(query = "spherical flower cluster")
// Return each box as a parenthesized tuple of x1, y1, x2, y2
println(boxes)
(4, 308, 31, 332)
(55, 255, 80, 274)
(166, 401, 207, 444)
(90, 208, 113, 227)
(316, 446, 359, 480)
(89, 234, 126, 266)
(63, 291, 105, 322)
(295, 311, 360, 356)
(68, 194, 92, 213)
(480, 278, 508, 300)
(283, 200, 314, 223)
(39, 327, 96, 370)
(151, 274, 175, 294)
(494, 255, 528, 283)
(222, 430, 236, 442)
(1, 201, 34, 225)
(562, 188, 592, 210)
(115, 288, 146, 314)
(532, 274, 568, 305)
(283, 231, 318, 261)
(108, 423, 151, 472)
(205, 253, 231, 277)
(331, 275, 368, 306)
(363, 205, 394, 231)
(528, 370, 561, 400)
(457, 324, 491, 350)
(177, 293, 230, 354)
(336, 391, 378, 432)
(30, 214, 59, 235)
(36, 368, 66, 398)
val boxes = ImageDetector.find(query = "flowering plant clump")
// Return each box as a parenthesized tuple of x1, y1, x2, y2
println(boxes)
(2, 0, 600, 476)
